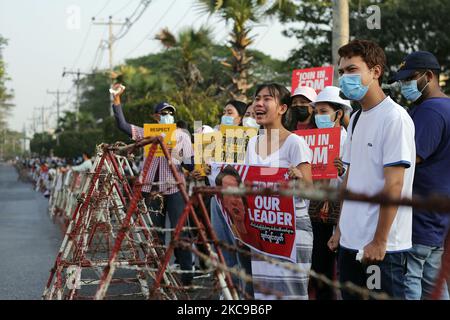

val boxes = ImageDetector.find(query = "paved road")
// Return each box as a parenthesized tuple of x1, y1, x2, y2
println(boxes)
(0, 163, 61, 300)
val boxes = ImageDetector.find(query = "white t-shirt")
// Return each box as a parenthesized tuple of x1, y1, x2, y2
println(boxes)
(245, 133, 313, 214)
(245, 134, 312, 168)
(340, 97, 416, 252)
(329, 126, 348, 188)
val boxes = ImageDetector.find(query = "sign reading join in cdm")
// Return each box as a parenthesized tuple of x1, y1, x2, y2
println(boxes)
(291, 66, 334, 94)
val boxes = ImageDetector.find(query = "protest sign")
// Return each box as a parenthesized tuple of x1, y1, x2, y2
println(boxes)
(143, 124, 177, 157)
(210, 163, 296, 262)
(220, 125, 258, 164)
(193, 131, 223, 176)
(295, 127, 341, 180)
(291, 66, 334, 94)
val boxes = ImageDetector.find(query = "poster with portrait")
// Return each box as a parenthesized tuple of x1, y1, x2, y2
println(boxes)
(210, 163, 297, 262)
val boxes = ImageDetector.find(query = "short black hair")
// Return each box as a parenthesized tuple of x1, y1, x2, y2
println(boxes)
(82, 151, 91, 159)
(215, 165, 242, 186)
(254, 83, 291, 128)
(176, 120, 187, 129)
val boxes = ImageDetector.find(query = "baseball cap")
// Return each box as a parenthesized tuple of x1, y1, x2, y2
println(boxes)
(389, 51, 441, 84)
(154, 102, 176, 114)
(291, 86, 318, 103)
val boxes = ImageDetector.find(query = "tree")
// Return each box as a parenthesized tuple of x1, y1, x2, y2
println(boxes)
(30, 132, 56, 157)
(280, 0, 450, 91)
(0, 35, 14, 131)
(79, 72, 110, 120)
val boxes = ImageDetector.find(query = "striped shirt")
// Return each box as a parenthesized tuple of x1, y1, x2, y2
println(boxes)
(131, 125, 193, 195)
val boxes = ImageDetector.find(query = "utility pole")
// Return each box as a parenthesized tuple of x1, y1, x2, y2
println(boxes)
(35, 106, 52, 133)
(47, 90, 70, 130)
(92, 16, 128, 117)
(62, 68, 90, 129)
(332, 0, 350, 85)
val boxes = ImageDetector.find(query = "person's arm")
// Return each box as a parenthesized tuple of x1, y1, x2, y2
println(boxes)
(181, 155, 195, 172)
(113, 104, 132, 137)
(71, 160, 91, 172)
(327, 165, 350, 252)
(413, 109, 444, 166)
(362, 166, 405, 264)
(112, 86, 133, 137)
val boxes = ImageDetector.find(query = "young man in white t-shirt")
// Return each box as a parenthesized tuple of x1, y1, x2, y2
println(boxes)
(328, 40, 416, 299)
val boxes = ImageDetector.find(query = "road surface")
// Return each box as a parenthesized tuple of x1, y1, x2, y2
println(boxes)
(0, 163, 61, 300)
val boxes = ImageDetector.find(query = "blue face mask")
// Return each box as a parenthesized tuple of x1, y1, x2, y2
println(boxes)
(339, 73, 373, 101)
(160, 114, 174, 124)
(400, 74, 429, 102)
(315, 113, 337, 129)
(221, 115, 235, 126)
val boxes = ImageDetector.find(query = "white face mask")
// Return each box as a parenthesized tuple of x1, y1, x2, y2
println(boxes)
(242, 117, 260, 128)
(160, 114, 174, 124)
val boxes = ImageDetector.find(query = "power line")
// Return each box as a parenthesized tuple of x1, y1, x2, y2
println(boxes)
(124, 0, 177, 58)
(172, 3, 194, 33)
(69, 22, 93, 72)
(94, 0, 114, 18)
(113, 0, 153, 42)
(112, 0, 137, 17)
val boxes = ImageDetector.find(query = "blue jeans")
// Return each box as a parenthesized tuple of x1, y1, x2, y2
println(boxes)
(405, 244, 449, 300)
(338, 247, 407, 300)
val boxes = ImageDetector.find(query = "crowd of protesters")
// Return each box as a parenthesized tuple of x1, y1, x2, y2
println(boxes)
(15, 152, 95, 198)
(16, 39, 450, 301)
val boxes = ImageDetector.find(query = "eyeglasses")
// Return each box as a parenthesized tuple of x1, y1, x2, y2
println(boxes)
(160, 110, 174, 116)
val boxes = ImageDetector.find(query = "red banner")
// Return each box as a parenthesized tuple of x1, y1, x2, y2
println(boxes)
(211, 164, 296, 262)
(294, 127, 341, 180)
(291, 66, 334, 94)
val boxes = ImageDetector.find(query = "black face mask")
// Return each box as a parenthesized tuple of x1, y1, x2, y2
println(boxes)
(292, 107, 311, 122)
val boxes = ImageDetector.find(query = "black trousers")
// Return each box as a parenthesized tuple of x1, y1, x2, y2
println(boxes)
(311, 222, 336, 300)
(143, 191, 193, 285)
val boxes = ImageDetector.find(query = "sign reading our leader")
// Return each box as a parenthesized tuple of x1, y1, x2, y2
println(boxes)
(210, 163, 297, 262)
(291, 66, 334, 94)
(295, 127, 341, 180)
(144, 124, 177, 157)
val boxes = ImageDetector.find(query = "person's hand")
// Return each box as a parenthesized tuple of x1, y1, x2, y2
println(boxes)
(288, 166, 303, 180)
(204, 164, 211, 176)
(334, 157, 345, 176)
(112, 83, 125, 105)
(362, 240, 387, 264)
(191, 170, 204, 181)
(112, 83, 125, 97)
(327, 229, 340, 252)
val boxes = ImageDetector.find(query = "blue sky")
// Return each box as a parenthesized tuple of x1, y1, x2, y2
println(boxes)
(0, 0, 298, 133)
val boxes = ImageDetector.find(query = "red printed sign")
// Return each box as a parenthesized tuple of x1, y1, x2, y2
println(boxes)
(295, 127, 341, 180)
(291, 66, 334, 94)
(211, 164, 296, 262)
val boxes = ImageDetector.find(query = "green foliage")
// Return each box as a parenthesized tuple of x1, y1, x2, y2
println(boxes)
(33, 25, 288, 157)
(0, 35, 14, 131)
(79, 72, 110, 120)
(281, 0, 450, 91)
(54, 129, 103, 159)
(30, 132, 56, 157)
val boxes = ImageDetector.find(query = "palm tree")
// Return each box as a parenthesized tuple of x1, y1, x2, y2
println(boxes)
(155, 26, 214, 90)
(197, 0, 297, 100)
